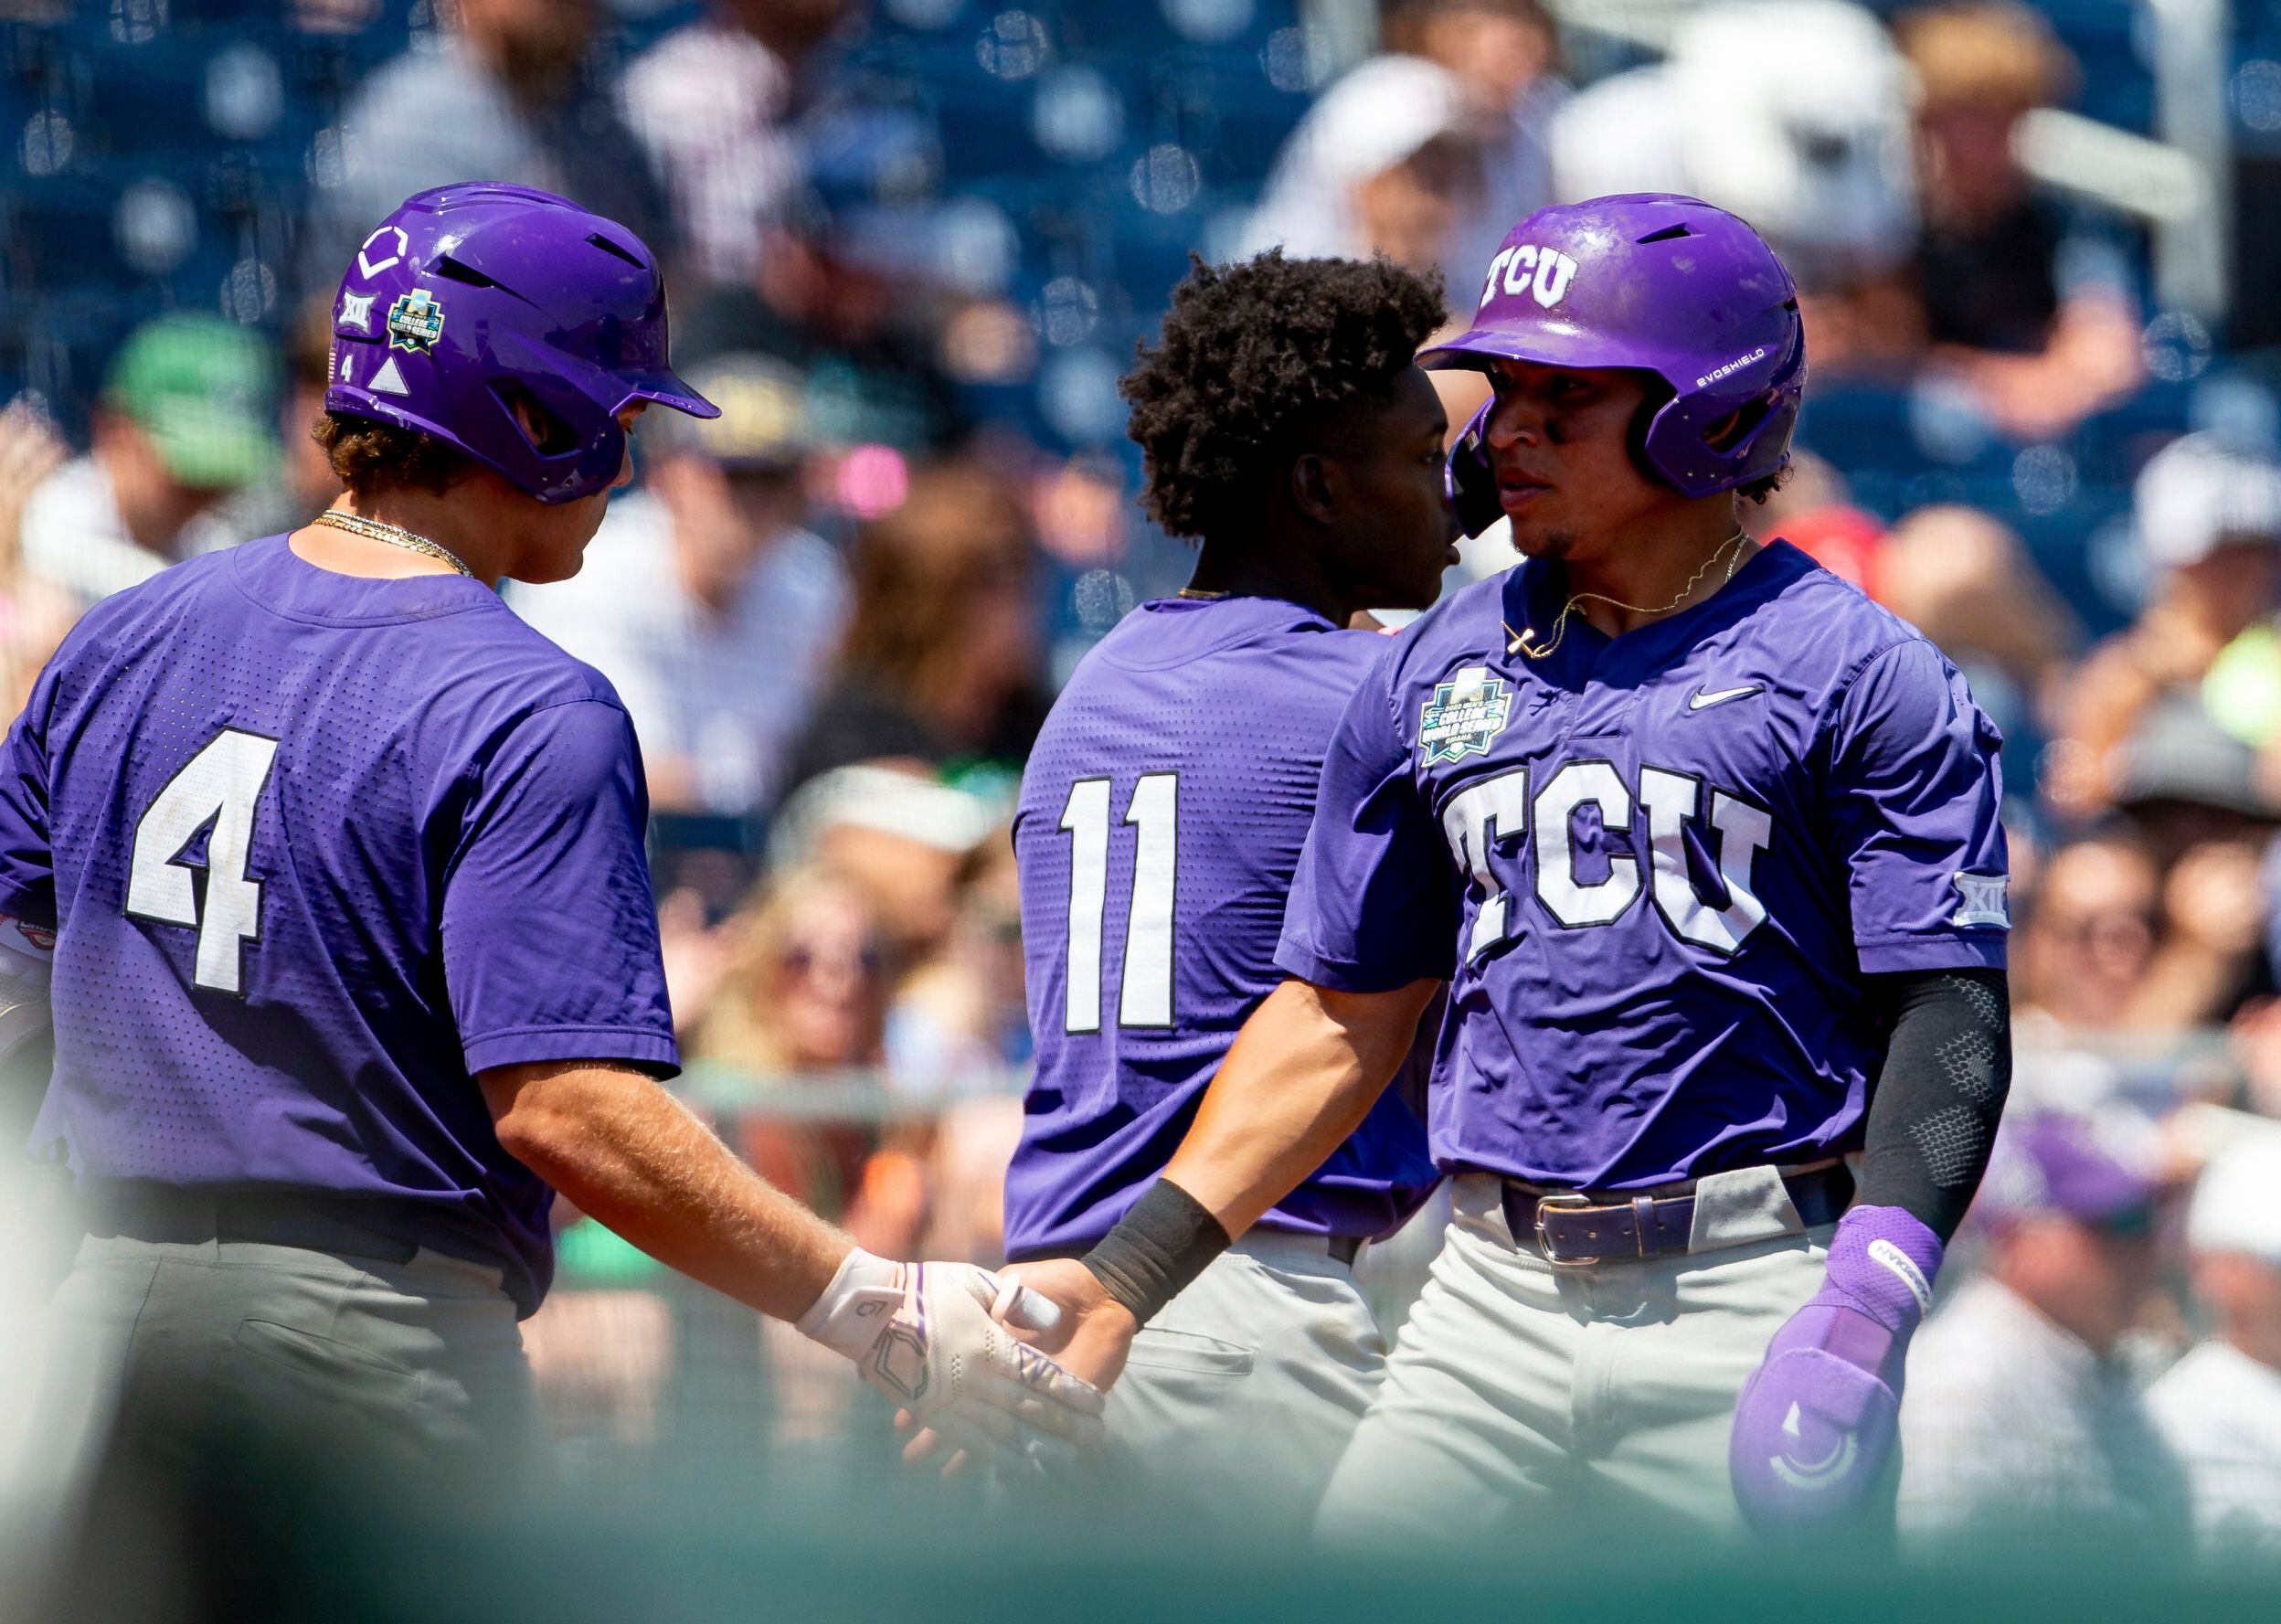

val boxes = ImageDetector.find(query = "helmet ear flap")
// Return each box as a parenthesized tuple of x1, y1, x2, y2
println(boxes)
(1448, 398, 1503, 538)
(1628, 377, 1682, 493)
(489, 380, 578, 455)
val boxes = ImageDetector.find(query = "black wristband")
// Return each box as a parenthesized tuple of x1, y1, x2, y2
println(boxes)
(1081, 1179, 1232, 1325)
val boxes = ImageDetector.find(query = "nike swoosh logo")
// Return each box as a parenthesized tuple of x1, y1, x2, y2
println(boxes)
(1688, 685, 1763, 711)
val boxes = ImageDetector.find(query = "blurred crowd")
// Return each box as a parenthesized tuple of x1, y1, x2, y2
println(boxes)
(6, 0, 2281, 1556)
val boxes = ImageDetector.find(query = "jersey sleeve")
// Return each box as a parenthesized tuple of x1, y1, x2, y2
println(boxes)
(1276, 653, 1459, 991)
(1823, 638, 2010, 973)
(0, 662, 58, 929)
(442, 698, 679, 1077)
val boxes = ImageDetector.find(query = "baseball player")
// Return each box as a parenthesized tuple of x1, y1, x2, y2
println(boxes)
(0, 184, 1098, 1483)
(987, 251, 1448, 1528)
(1013, 195, 2013, 1539)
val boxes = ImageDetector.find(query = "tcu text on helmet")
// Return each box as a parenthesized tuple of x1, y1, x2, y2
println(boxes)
(1441, 760, 1771, 960)
(1479, 244, 1580, 312)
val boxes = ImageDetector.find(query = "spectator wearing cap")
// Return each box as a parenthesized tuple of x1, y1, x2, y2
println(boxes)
(2046, 434, 2281, 823)
(186, 300, 352, 555)
(766, 763, 1011, 961)
(302, 0, 668, 295)
(2098, 693, 2277, 1031)
(18, 314, 279, 610)
(1892, 2, 2142, 441)
(1385, 0, 1565, 291)
(1550, 2, 1917, 298)
(1238, 53, 1485, 286)
(619, 0, 847, 287)
(509, 354, 847, 817)
(1899, 1112, 2190, 1544)
(1240, 49, 1492, 440)
(2149, 1135, 2281, 1560)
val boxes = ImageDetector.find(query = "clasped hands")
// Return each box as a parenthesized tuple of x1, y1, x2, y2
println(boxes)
(889, 1255, 1142, 1476)
(797, 1249, 1120, 1477)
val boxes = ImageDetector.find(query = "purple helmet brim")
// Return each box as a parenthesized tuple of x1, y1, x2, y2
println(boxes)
(614, 367, 720, 421)
(1418, 322, 1646, 377)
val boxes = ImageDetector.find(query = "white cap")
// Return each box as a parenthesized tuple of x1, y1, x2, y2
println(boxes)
(2188, 1136, 2281, 1267)
(767, 764, 1008, 870)
(2134, 432, 2281, 572)
(1238, 54, 1471, 260)
(1669, 0, 1918, 283)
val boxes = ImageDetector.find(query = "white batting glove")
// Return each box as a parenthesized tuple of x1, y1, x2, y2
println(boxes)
(796, 1249, 1107, 1471)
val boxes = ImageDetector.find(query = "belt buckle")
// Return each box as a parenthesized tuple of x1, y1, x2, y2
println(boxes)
(1532, 1190, 1601, 1268)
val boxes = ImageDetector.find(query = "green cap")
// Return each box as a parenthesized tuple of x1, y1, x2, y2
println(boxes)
(101, 313, 280, 491)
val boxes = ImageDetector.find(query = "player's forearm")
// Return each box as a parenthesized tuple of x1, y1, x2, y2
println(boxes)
(1856, 968, 2012, 1241)
(480, 1060, 849, 1322)
(1164, 976, 1442, 1238)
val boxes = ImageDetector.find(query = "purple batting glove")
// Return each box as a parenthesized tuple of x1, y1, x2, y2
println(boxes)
(1729, 1205, 1942, 1536)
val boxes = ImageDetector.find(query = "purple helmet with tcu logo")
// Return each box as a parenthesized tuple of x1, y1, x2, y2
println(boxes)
(324, 183, 718, 504)
(1422, 193, 1806, 535)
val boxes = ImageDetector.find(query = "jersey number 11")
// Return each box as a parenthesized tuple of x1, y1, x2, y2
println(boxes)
(1058, 773, 1176, 1033)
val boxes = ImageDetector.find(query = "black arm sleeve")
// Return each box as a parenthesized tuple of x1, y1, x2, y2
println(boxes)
(1856, 967, 2013, 1242)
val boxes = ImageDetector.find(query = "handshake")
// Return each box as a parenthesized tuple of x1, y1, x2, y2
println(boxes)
(796, 1249, 1143, 1474)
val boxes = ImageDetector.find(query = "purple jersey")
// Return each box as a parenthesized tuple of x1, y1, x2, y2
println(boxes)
(0, 536, 676, 1312)
(1278, 540, 2009, 1189)
(1003, 596, 1438, 1258)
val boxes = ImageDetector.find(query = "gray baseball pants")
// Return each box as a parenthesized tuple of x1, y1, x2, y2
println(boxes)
(1312, 1169, 1834, 1544)
(50, 1226, 538, 1481)
(1093, 1230, 1391, 1535)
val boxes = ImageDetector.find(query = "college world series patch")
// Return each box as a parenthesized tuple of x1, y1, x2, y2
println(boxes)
(1419, 666, 1512, 766)
(386, 289, 445, 354)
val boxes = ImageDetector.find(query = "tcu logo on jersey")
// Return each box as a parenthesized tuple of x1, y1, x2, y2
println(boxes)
(1479, 243, 1580, 312)
(1441, 759, 1772, 961)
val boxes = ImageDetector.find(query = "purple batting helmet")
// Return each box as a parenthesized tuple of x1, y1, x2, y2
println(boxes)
(1424, 193, 1806, 536)
(324, 183, 718, 504)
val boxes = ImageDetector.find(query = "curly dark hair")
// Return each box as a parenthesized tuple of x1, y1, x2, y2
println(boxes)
(311, 409, 470, 500)
(1121, 251, 1447, 540)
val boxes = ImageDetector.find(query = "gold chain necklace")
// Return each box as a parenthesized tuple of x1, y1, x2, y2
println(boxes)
(1175, 587, 1229, 600)
(313, 510, 473, 578)
(1502, 531, 1750, 660)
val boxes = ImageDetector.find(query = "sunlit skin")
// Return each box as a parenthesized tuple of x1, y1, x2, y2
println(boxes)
(1478, 356, 1758, 639)
(289, 401, 646, 589)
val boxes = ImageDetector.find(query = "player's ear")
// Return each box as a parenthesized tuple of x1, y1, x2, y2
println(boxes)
(1289, 450, 1338, 526)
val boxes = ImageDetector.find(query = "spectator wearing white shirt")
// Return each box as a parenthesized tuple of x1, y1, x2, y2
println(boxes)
(1900, 1112, 2190, 1547)
(19, 314, 278, 610)
(620, 0, 848, 287)
(2150, 1137, 2281, 1562)
(511, 354, 846, 816)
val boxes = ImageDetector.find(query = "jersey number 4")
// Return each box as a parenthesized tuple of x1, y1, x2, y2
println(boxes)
(1058, 773, 1176, 1033)
(125, 728, 280, 996)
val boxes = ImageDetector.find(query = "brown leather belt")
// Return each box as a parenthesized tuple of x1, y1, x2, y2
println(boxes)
(1501, 1161, 1853, 1267)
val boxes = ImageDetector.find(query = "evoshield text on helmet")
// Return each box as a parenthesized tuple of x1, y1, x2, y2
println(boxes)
(1423, 193, 1807, 536)
(324, 183, 719, 504)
